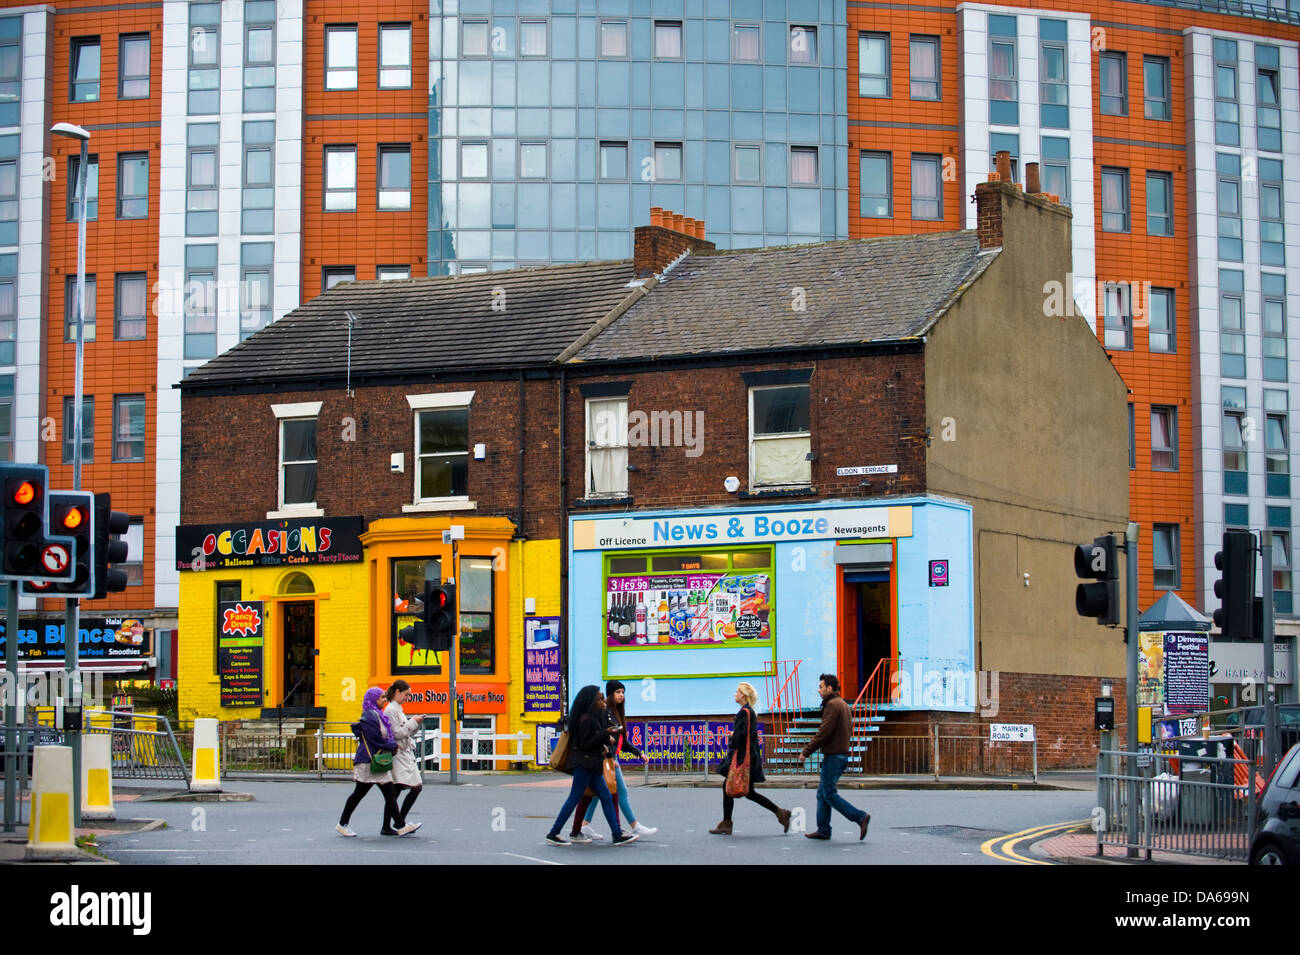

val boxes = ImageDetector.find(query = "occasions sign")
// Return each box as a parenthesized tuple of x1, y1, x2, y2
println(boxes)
(176, 516, 365, 571)
(573, 504, 912, 551)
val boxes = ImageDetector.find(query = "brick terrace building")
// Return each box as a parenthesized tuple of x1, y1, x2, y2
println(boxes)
(177, 184, 1129, 766)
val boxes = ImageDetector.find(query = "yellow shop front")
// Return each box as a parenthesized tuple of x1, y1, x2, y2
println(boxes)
(176, 516, 369, 722)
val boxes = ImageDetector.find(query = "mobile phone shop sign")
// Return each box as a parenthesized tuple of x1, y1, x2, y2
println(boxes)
(573, 505, 912, 551)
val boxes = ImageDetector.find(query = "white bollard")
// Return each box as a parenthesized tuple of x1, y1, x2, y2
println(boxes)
(26, 745, 79, 860)
(81, 733, 116, 820)
(190, 718, 221, 792)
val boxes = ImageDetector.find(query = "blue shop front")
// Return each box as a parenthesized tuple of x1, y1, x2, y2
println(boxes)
(567, 496, 977, 719)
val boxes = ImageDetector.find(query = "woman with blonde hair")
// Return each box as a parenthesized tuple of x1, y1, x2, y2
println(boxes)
(709, 681, 791, 835)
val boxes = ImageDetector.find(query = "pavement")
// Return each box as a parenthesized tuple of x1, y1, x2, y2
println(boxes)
(0, 769, 1247, 865)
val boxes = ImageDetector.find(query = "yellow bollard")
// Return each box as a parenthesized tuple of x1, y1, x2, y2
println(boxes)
(81, 733, 116, 820)
(190, 717, 221, 792)
(26, 745, 79, 860)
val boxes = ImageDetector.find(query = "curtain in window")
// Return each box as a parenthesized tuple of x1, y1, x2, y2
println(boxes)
(910, 40, 935, 80)
(1150, 411, 1170, 449)
(990, 42, 1014, 98)
(120, 276, 146, 320)
(790, 149, 817, 184)
(521, 24, 546, 56)
(913, 159, 938, 203)
(655, 25, 681, 58)
(601, 23, 627, 57)
(754, 436, 811, 486)
(734, 26, 759, 60)
(1101, 55, 1121, 95)
(1102, 174, 1124, 214)
(586, 399, 627, 496)
(123, 38, 149, 76)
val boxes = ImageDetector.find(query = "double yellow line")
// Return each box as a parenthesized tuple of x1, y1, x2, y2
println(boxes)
(981, 819, 1091, 865)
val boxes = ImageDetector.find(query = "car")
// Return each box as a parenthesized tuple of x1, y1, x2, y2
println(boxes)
(1250, 742, 1300, 865)
(1223, 703, 1300, 752)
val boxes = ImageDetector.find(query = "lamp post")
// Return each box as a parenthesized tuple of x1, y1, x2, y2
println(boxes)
(51, 121, 90, 826)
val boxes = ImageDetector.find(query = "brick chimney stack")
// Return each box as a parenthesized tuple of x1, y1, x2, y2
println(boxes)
(634, 207, 715, 277)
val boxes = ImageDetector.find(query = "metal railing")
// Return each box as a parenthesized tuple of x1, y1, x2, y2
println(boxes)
(765, 723, 1039, 781)
(1096, 747, 1259, 861)
(1131, 0, 1300, 26)
(762, 660, 802, 737)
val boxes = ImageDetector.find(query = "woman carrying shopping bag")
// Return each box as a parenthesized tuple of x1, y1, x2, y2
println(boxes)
(381, 679, 425, 835)
(336, 686, 421, 837)
(709, 682, 791, 835)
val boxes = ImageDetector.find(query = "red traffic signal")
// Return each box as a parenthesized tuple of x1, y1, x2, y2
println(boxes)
(1, 464, 75, 583)
(21, 490, 94, 598)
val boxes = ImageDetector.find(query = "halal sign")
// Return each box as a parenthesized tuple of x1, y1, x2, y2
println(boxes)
(929, 559, 949, 587)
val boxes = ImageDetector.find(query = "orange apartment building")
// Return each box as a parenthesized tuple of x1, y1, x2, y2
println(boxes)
(2, 0, 1297, 702)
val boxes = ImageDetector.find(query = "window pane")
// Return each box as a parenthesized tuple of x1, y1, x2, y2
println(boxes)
(655, 23, 682, 58)
(753, 386, 810, 435)
(282, 419, 316, 462)
(601, 22, 628, 57)
(419, 408, 468, 454)
(790, 148, 817, 184)
(735, 146, 760, 182)
(734, 25, 759, 61)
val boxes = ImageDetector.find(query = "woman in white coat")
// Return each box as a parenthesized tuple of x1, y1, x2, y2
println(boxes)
(382, 679, 425, 835)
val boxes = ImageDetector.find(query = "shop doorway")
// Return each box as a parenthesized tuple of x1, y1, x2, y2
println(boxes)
(282, 601, 315, 710)
(839, 572, 892, 703)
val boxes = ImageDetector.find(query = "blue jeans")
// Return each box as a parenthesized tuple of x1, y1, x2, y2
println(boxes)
(816, 753, 865, 836)
(584, 762, 635, 824)
(549, 765, 621, 838)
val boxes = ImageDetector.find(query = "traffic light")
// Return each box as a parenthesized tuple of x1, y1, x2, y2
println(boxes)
(1213, 530, 1256, 639)
(93, 493, 131, 599)
(21, 490, 94, 598)
(425, 581, 456, 652)
(399, 580, 457, 653)
(1075, 534, 1120, 626)
(0, 464, 75, 583)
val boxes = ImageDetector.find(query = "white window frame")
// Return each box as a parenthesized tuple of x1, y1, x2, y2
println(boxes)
(748, 385, 812, 489)
(269, 402, 323, 519)
(585, 397, 628, 499)
(403, 391, 477, 512)
(1103, 282, 1132, 350)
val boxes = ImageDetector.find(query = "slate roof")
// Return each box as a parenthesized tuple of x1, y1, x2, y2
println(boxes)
(180, 259, 637, 390)
(569, 230, 995, 363)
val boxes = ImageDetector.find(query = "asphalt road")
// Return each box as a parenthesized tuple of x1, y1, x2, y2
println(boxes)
(98, 777, 1097, 865)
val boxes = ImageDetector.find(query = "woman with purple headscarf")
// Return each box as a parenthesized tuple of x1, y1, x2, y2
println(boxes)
(336, 686, 421, 837)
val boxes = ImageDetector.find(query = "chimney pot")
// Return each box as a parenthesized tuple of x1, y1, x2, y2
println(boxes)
(1025, 162, 1041, 195)
(634, 207, 716, 277)
(995, 150, 1012, 184)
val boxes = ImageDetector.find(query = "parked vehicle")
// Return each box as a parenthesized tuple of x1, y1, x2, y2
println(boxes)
(1250, 742, 1300, 865)
(1223, 703, 1300, 752)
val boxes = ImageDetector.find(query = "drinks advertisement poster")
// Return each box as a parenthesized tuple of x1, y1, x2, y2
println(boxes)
(605, 573, 772, 648)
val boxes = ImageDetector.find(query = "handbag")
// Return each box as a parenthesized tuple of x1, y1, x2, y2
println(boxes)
(549, 730, 572, 771)
(359, 730, 394, 773)
(725, 708, 752, 796)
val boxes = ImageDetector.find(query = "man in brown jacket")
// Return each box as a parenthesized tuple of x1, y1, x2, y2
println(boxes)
(800, 673, 869, 841)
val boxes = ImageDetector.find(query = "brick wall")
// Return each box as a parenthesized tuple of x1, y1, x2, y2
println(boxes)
(181, 377, 563, 540)
(632, 225, 715, 278)
(564, 352, 928, 510)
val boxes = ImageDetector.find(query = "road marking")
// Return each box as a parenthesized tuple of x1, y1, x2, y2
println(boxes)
(502, 852, 563, 866)
(981, 819, 1089, 865)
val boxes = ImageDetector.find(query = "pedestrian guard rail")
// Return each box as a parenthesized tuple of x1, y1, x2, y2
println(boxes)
(1096, 745, 1262, 862)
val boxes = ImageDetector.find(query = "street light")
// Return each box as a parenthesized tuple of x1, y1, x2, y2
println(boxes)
(50, 121, 90, 828)
(51, 122, 90, 492)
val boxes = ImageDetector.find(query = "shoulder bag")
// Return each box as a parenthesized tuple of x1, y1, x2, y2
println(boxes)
(725, 707, 751, 797)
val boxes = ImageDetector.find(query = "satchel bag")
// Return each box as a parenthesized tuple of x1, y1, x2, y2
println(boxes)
(359, 730, 394, 773)
(549, 730, 572, 772)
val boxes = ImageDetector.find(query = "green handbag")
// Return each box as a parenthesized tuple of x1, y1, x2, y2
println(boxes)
(361, 734, 394, 772)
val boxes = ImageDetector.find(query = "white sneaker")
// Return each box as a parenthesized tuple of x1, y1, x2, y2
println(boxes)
(569, 832, 592, 844)
(632, 822, 658, 837)
(335, 823, 356, 838)
(580, 824, 605, 842)
(397, 822, 422, 836)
